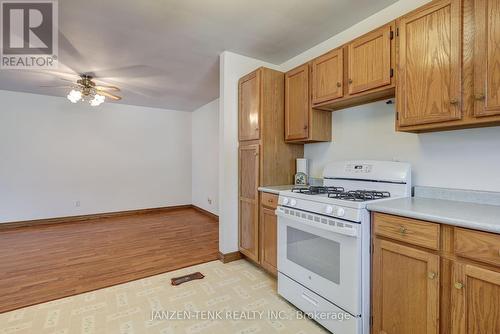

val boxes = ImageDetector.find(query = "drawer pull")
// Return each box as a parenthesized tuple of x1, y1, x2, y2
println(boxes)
(399, 225, 407, 234)
(428, 272, 437, 280)
(301, 292, 319, 306)
(454, 282, 464, 290)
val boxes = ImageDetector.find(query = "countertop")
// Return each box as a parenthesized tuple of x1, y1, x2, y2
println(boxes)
(367, 197, 500, 234)
(258, 185, 294, 195)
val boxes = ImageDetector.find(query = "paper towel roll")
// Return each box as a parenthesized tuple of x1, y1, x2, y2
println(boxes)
(296, 159, 308, 175)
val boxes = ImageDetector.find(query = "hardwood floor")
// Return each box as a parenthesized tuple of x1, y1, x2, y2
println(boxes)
(0, 207, 219, 313)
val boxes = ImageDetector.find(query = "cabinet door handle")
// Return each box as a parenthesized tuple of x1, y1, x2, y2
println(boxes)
(303, 125, 308, 130)
(255, 127, 259, 131)
(454, 282, 464, 290)
(336, 82, 342, 87)
(428, 272, 437, 280)
(475, 94, 485, 100)
(348, 79, 353, 84)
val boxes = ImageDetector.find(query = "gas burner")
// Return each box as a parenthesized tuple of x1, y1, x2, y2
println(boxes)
(291, 186, 345, 195)
(328, 190, 391, 202)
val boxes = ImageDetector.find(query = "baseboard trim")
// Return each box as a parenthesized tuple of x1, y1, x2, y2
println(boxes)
(0, 204, 217, 230)
(191, 205, 219, 221)
(218, 251, 243, 264)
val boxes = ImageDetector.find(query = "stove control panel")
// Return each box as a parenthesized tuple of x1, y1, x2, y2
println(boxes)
(324, 205, 346, 217)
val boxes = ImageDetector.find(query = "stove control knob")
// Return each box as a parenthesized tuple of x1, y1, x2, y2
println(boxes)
(290, 199, 297, 207)
(282, 197, 289, 205)
(325, 206, 334, 214)
(336, 207, 346, 217)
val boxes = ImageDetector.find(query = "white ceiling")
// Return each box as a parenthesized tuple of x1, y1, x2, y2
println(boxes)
(0, 0, 397, 111)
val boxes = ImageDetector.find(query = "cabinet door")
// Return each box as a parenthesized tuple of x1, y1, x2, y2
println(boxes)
(260, 206, 277, 275)
(239, 70, 260, 141)
(473, 0, 500, 117)
(451, 263, 500, 334)
(285, 64, 310, 141)
(238, 144, 260, 262)
(311, 49, 344, 104)
(397, 0, 462, 127)
(372, 238, 439, 334)
(348, 24, 392, 95)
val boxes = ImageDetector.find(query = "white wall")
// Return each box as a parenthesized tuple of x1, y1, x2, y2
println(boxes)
(0, 90, 192, 223)
(305, 101, 500, 192)
(218, 51, 280, 253)
(192, 98, 219, 215)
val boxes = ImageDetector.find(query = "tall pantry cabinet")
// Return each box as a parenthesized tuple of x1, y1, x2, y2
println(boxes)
(238, 67, 303, 263)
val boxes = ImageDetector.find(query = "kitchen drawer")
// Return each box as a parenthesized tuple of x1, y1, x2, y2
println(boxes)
(455, 228, 500, 267)
(261, 192, 278, 209)
(277, 273, 360, 333)
(373, 213, 440, 250)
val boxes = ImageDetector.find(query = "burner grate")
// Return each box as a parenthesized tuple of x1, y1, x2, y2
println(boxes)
(328, 190, 391, 201)
(291, 186, 345, 195)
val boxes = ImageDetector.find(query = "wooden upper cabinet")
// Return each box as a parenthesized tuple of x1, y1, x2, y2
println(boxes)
(372, 238, 440, 334)
(285, 64, 332, 143)
(311, 48, 344, 104)
(348, 24, 392, 95)
(238, 144, 260, 262)
(239, 71, 260, 141)
(451, 263, 500, 334)
(397, 0, 462, 127)
(285, 64, 310, 141)
(473, 0, 500, 117)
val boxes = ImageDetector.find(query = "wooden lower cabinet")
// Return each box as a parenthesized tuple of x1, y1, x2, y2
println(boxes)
(238, 144, 260, 262)
(260, 205, 278, 275)
(372, 238, 439, 334)
(372, 213, 500, 334)
(451, 263, 500, 334)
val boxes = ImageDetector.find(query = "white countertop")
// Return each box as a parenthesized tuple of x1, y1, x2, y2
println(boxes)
(258, 185, 294, 195)
(367, 197, 500, 234)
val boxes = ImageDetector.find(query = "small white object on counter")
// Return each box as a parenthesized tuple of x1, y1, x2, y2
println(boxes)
(258, 185, 294, 195)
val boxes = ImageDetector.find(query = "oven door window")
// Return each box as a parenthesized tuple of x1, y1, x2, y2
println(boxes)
(287, 226, 340, 284)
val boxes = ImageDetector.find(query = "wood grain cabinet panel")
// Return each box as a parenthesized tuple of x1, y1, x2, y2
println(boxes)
(372, 238, 440, 334)
(238, 67, 303, 268)
(454, 228, 500, 267)
(285, 64, 332, 143)
(285, 64, 310, 141)
(311, 48, 344, 104)
(397, 0, 462, 127)
(261, 192, 278, 210)
(348, 24, 392, 95)
(238, 144, 260, 262)
(473, 0, 500, 117)
(451, 263, 500, 334)
(238, 71, 260, 141)
(373, 213, 440, 250)
(260, 205, 278, 275)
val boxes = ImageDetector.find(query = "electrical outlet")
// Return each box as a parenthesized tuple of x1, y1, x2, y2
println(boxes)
(75, 200, 81, 207)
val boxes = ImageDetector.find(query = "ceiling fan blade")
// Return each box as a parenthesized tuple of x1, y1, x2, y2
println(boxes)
(40, 85, 72, 88)
(93, 65, 165, 79)
(95, 85, 120, 92)
(96, 90, 122, 101)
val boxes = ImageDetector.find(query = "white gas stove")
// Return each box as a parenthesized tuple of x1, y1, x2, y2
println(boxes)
(276, 160, 411, 334)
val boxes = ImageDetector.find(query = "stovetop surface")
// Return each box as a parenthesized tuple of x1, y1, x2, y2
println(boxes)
(290, 186, 391, 202)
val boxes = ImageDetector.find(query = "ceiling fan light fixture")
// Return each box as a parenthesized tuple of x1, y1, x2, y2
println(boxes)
(67, 89, 82, 103)
(90, 94, 105, 107)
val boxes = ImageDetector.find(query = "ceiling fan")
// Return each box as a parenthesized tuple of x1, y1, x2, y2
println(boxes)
(42, 74, 122, 107)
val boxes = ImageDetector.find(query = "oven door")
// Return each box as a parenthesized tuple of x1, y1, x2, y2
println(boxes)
(277, 206, 362, 316)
